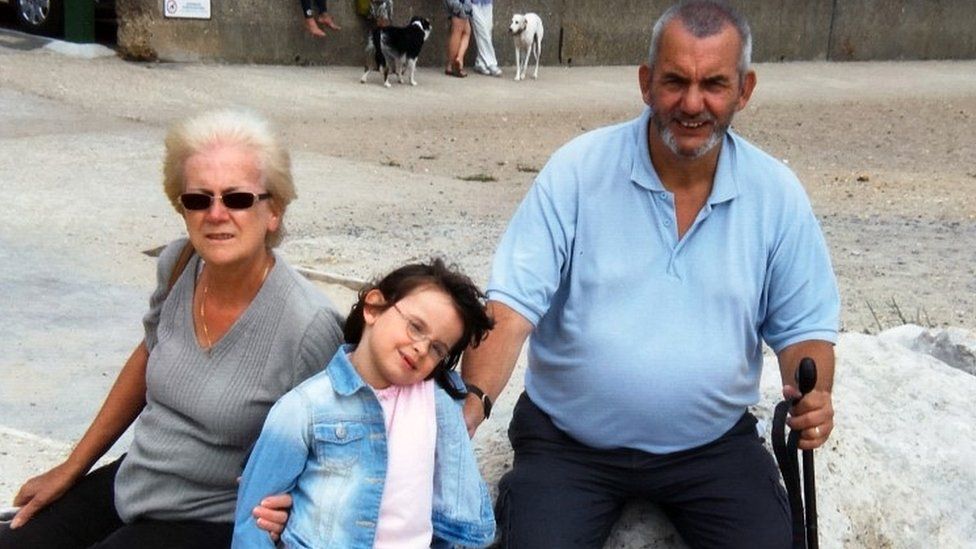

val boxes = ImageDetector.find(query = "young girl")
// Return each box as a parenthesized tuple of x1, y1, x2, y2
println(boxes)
(233, 259, 495, 548)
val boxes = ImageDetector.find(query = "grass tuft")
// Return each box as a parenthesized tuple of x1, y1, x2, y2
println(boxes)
(458, 173, 497, 182)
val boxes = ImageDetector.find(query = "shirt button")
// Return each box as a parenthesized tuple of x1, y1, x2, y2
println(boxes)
(335, 425, 347, 439)
(663, 218, 672, 226)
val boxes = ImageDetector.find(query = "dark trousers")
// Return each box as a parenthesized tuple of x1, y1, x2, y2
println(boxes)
(0, 457, 232, 549)
(300, 0, 327, 16)
(494, 393, 792, 549)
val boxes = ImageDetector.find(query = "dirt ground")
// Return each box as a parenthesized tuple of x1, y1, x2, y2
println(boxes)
(1, 30, 975, 509)
(4, 49, 973, 335)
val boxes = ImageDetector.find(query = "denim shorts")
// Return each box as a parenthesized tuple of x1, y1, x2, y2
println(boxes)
(444, 0, 472, 19)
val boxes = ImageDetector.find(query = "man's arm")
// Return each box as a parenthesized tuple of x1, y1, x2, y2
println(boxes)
(776, 339, 835, 451)
(461, 301, 534, 436)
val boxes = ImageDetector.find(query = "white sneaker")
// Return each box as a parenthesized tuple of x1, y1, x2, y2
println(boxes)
(473, 65, 491, 76)
(488, 66, 503, 77)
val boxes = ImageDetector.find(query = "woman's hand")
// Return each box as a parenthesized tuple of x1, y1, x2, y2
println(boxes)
(10, 461, 83, 529)
(252, 493, 293, 542)
(7, 342, 150, 530)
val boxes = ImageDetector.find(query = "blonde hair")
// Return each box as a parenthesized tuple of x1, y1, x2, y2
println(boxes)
(162, 109, 295, 248)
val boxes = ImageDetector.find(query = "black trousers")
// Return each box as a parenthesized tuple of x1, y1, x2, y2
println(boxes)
(300, 0, 327, 17)
(494, 393, 792, 549)
(0, 457, 232, 549)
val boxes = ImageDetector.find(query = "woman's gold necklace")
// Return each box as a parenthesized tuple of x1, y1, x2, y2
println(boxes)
(200, 257, 273, 349)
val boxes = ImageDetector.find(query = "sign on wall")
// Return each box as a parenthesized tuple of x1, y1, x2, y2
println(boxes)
(164, 0, 212, 19)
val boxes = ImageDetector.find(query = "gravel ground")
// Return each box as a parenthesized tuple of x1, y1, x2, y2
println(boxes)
(1, 29, 974, 508)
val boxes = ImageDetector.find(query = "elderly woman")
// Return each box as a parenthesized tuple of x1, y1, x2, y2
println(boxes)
(0, 110, 343, 548)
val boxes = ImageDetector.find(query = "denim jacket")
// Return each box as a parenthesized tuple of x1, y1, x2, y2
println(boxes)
(233, 346, 495, 548)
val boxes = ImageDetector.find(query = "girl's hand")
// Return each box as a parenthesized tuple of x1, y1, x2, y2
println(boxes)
(253, 493, 293, 542)
(10, 462, 83, 529)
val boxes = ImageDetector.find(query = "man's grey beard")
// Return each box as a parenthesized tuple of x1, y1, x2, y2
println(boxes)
(652, 113, 730, 159)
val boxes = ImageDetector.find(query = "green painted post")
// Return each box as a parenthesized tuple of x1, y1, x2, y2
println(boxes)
(64, 0, 95, 43)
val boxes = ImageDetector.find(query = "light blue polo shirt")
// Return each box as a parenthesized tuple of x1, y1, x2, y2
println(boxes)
(487, 108, 839, 453)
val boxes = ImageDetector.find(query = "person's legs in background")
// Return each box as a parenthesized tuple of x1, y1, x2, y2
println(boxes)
(300, 0, 325, 36)
(444, 0, 472, 76)
(457, 15, 471, 72)
(301, 0, 339, 37)
(315, 0, 342, 31)
(445, 16, 471, 76)
(470, 0, 502, 76)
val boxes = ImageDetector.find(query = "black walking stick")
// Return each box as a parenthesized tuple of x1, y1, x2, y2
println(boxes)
(772, 357, 819, 549)
(798, 358, 818, 549)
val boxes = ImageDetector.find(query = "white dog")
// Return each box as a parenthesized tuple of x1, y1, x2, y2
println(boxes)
(509, 13, 543, 81)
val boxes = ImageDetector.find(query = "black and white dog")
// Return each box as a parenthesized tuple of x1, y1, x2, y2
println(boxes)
(360, 16, 432, 88)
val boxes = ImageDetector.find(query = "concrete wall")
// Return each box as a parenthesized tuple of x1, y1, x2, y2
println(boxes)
(829, 0, 976, 61)
(116, 0, 976, 65)
(555, 1, 835, 65)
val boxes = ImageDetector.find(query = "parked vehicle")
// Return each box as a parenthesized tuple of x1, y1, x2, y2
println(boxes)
(1, 0, 114, 39)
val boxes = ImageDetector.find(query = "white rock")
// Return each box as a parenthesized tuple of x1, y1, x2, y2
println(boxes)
(475, 332, 976, 548)
(879, 324, 976, 375)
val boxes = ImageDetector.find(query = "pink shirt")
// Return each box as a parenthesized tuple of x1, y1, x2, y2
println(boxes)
(371, 379, 437, 548)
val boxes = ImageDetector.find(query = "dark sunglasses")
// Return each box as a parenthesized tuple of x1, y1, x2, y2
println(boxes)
(179, 191, 271, 211)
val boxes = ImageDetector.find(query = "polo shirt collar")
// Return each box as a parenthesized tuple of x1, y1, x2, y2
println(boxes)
(709, 132, 739, 205)
(630, 107, 740, 206)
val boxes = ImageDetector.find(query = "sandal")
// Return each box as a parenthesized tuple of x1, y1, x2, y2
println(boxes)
(446, 60, 467, 78)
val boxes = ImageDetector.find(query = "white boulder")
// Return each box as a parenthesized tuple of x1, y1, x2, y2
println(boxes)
(474, 330, 976, 548)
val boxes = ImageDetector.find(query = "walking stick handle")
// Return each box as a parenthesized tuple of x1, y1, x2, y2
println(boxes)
(797, 357, 817, 396)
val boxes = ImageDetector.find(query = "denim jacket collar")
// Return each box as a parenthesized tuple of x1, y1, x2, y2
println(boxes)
(326, 344, 368, 397)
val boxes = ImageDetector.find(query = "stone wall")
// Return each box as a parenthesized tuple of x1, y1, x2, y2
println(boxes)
(115, 1, 976, 65)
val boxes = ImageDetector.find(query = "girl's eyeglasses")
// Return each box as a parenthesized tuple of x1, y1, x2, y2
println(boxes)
(179, 191, 271, 211)
(391, 303, 451, 363)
